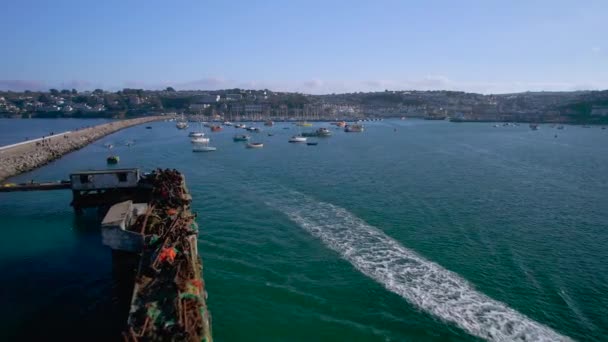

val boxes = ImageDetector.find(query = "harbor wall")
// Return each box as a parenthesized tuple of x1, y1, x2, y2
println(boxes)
(0, 116, 163, 182)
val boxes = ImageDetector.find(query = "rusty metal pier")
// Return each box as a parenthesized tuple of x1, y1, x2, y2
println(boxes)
(1, 168, 212, 341)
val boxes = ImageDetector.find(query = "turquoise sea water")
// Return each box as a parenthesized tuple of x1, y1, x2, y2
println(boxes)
(1, 119, 607, 341)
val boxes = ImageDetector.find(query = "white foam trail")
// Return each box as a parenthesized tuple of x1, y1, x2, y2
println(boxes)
(266, 191, 572, 341)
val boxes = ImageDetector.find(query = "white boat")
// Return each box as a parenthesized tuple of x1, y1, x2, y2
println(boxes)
(246, 142, 264, 148)
(289, 136, 307, 143)
(176, 114, 188, 129)
(193, 145, 217, 152)
(191, 137, 210, 144)
(188, 122, 206, 137)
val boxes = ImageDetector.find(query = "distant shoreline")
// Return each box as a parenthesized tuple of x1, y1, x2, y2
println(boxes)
(2, 116, 606, 125)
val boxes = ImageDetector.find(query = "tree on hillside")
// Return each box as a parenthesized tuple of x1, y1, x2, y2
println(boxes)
(93, 88, 104, 94)
(71, 89, 78, 95)
(61, 89, 71, 94)
(38, 94, 51, 103)
(166, 87, 176, 92)
(50, 89, 59, 95)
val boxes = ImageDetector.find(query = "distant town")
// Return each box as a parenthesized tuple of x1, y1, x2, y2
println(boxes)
(1, 87, 607, 124)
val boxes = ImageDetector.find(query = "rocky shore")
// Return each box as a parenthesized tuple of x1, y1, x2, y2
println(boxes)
(0, 117, 162, 182)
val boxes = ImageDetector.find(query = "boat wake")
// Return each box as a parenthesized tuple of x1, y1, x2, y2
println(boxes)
(264, 190, 571, 341)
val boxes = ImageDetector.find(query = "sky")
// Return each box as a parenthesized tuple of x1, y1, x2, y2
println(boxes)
(0, 0, 606, 94)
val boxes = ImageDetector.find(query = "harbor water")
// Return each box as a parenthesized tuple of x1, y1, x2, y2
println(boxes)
(1, 119, 607, 341)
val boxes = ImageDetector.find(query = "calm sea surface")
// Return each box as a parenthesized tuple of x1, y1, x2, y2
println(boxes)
(1, 119, 607, 341)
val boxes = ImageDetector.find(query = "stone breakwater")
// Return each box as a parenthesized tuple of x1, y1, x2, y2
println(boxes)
(0, 117, 162, 181)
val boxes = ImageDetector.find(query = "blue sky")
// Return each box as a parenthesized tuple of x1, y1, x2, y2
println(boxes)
(0, 0, 606, 94)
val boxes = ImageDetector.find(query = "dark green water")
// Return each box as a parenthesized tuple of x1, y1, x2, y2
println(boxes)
(1, 119, 607, 341)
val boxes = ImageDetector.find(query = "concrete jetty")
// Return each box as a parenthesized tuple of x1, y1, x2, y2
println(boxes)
(0, 116, 162, 182)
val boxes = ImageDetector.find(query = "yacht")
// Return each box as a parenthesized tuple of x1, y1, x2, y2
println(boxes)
(246, 142, 264, 148)
(193, 145, 217, 152)
(289, 136, 307, 143)
(191, 137, 210, 144)
(188, 122, 206, 137)
(176, 114, 189, 129)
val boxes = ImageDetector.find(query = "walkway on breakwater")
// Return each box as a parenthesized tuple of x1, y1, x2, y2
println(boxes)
(0, 116, 162, 181)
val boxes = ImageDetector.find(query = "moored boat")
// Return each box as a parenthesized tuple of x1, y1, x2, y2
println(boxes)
(302, 127, 332, 137)
(264, 120, 274, 126)
(107, 155, 120, 164)
(296, 121, 313, 127)
(211, 125, 222, 132)
(306, 142, 318, 146)
(288, 136, 307, 143)
(529, 123, 539, 130)
(345, 124, 364, 132)
(191, 137, 210, 144)
(233, 134, 250, 142)
(192, 145, 217, 152)
(317, 127, 331, 136)
(246, 142, 264, 148)
(176, 114, 189, 129)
